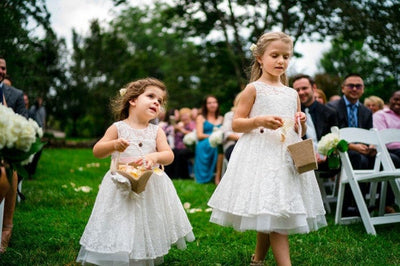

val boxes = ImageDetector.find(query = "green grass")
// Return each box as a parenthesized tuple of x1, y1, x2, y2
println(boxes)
(1, 148, 400, 265)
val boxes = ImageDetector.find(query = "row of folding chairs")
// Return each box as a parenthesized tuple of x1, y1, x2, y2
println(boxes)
(333, 127, 400, 235)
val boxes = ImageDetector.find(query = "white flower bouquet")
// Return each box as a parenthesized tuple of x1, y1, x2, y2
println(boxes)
(209, 128, 223, 148)
(183, 130, 197, 146)
(0, 105, 45, 182)
(317, 132, 348, 169)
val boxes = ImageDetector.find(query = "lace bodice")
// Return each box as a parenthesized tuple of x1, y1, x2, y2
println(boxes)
(250, 81, 298, 118)
(111, 121, 158, 161)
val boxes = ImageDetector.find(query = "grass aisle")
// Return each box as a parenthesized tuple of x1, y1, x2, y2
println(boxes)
(1, 148, 400, 265)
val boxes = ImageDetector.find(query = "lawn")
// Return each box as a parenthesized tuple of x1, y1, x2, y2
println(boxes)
(1, 148, 399, 265)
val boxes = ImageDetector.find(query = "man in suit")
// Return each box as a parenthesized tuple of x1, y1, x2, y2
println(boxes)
(292, 74, 338, 170)
(326, 73, 375, 216)
(0, 56, 28, 253)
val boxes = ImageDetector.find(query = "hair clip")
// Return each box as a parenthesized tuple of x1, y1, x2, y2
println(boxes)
(250, 43, 257, 52)
(119, 88, 127, 96)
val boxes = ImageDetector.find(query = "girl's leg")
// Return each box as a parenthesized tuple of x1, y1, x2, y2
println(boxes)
(214, 153, 224, 185)
(253, 232, 270, 261)
(270, 232, 291, 266)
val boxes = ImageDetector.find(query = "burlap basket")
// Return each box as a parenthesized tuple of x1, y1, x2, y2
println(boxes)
(287, 138, 318, 174)
(110, 153, 163, 194)
(287, 118, 318, 174)
(116, 165, 153, 194)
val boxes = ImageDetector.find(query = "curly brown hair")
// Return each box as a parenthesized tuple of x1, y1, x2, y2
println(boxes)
(111, 77, 167, 121)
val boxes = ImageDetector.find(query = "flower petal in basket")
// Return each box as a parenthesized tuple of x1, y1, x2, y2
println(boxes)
(116, 169, 153, 194)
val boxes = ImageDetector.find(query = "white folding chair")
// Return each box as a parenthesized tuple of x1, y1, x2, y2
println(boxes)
(334, 127, 400, 235)
(376, 128, 400, 212)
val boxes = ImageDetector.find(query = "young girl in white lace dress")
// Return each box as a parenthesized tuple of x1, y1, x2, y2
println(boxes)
(77, 78, 194, 266)
(208, 32, 327, 266)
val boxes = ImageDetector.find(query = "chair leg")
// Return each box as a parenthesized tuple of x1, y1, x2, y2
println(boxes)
(316, 175, 331, 214)
(335, 182, 346, 224)
(349, 180, 376, 235)
(379, 181, 387, 215)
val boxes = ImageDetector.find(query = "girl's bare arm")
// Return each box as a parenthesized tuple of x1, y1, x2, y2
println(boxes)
(93, 125, 129, 158)
(232, 84, 283, 132)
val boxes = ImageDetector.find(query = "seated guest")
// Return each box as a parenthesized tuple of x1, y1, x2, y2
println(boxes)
(373, 90, 400, 213)
(327, 73, 375, 216)
(160, 109, 177, 148)
(222, 92, 243, 161)
(314, 88, 327, 104)
(364, 95, 384, 114)
(165, 108, 196, 179)
(292, 74, 338, 171)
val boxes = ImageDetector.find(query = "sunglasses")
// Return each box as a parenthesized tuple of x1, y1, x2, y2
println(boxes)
(344, 83, 363, 90)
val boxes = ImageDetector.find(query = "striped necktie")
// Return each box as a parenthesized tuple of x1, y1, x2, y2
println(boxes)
(348, 104, 357, 127)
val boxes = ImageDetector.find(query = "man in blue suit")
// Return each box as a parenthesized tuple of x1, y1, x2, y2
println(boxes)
(327, 73, 375, 216)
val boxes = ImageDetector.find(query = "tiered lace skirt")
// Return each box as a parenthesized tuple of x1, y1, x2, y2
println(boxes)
(208, 130, 327, 234)
(77, 171, 194, 266)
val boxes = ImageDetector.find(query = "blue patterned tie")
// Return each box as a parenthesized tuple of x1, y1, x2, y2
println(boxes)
(348, 104, 357, 127)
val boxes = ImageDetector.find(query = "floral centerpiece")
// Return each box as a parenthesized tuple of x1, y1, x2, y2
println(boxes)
(0, 105, 45, 182)
(317, 132, 348, 169)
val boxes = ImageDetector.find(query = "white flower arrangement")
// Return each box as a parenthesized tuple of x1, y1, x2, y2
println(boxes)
(183, 130, 197, 146)
(317, 132, 340, 155)
(209, 129, 224, 148)
(317, 132, 348, 169)
(0, 105, 45, 180)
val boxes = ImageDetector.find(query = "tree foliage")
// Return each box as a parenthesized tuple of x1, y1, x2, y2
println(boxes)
(2, 0, 400, 137)
(0, 0, 67, 128)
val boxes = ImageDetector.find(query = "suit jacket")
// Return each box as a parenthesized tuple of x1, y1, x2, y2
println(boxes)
(327, 97, 372, 130)
(3, 84, 28, 118)
(302, 101, 338, 141)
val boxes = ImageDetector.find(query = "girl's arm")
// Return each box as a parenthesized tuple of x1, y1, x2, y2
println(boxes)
(232, 84, 284, 132)
(93, 124, 129, 158)
(294, 96, 307, 137)
(196, 115, 209, 140)
(143, 127, 174, 167)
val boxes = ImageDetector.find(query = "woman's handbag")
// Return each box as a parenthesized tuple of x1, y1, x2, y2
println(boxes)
(287, 118, 318, 174)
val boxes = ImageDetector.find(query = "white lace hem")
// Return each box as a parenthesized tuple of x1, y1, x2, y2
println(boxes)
(77, 232, 195, 266)
(209, 209, 327, 235)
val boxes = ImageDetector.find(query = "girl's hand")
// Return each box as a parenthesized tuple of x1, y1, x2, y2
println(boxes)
(114, 138, 129, 152)
(135, 154, 158, 170)
(256, 115, 283, 130)
(294, 112, 307, 136)
(295, 111, 306, 124)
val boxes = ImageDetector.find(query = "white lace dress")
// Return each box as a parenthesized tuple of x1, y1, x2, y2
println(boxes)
(77, 122, 195, 266)
(208, 81, 327, 234)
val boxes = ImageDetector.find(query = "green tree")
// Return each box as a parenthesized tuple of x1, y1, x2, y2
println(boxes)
(318, 35, 395, 102)
(0, 0, 67, 129)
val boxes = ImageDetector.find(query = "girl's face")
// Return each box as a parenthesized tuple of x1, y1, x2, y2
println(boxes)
(257, 40, 291, 79)
(206, 96, 218, 113)
(130, 86, 165, 120)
